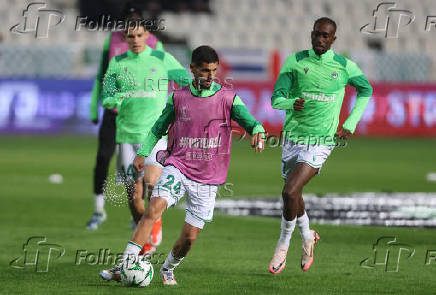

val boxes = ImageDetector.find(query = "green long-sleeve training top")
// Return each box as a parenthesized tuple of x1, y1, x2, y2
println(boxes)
(271, 48, 373, 145)
(101, 47, 189, 143)
(89, 34, 164, 121)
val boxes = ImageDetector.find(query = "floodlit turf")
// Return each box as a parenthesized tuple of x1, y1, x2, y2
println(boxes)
(227, 136, 436, 196)
(1, 135, 436, 294)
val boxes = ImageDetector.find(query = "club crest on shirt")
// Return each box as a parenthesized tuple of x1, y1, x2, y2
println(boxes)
(304, 67, 309, 74)
(331, 72, 338, 79)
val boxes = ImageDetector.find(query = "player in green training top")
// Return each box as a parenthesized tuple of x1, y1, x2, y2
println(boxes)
(268, 17, 373, 274)
(100, 21, 189, 258)
(86, 3, 165, 232)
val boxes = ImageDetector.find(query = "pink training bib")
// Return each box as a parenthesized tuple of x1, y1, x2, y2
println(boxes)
(164, 85, 236, 184)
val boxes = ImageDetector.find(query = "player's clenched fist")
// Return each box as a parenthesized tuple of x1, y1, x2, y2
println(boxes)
(335, 126, 352, 140)
(293, 98, 305, 111)
(133, 155, 145, 172)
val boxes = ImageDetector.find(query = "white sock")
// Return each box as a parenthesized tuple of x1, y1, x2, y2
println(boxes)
(94, 194, 105, 214)
(162, 251, 184, 270)
(122, 241, 142, 261)
(297, 211, 312, 243)
(277, 215, 296, 248)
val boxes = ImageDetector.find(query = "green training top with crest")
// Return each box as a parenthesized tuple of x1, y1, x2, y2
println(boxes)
(101, 46, 189, 143)
(271, 49, 373, 145)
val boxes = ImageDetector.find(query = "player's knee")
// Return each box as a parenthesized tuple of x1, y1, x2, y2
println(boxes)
(133, 204, 145, 216)
(282, 187, 300, 202)
(144, 198, 166, 220)
(143, 168, 161, 187)
(144, 205, 162, 221)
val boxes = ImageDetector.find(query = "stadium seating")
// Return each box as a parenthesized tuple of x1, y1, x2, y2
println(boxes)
(1, 0, 435, 80)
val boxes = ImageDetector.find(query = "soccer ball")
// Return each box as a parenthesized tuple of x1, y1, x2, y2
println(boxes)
(120, 256, 154, 287)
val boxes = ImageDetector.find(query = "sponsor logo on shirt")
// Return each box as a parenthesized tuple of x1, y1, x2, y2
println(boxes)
(179, 135, 222, 149)
(302, 92, 336, 103)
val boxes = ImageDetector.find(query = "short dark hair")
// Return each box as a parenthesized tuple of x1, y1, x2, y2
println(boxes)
(313, 17, 337, 32)
(191, 45, 219, 66)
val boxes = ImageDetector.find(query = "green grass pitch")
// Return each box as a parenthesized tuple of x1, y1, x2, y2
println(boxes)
(1, 136, 435, 294)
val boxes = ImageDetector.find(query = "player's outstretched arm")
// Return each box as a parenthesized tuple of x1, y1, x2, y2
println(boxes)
(165, 52, 191, 87)
(271, 55, 297, 110)
(90, 35, 111, 123)
(335, 126, 352, 140)
(342, 60, 373, 134)
(90, 80, 102, 124)
(231, 95, 265, 153)
(135, 93, 176, 169)
(101, 59, 125, 109)
(101, 92, 125, 109)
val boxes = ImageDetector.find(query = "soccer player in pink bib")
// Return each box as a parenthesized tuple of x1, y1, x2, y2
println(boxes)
(99, 45, 265, 285)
